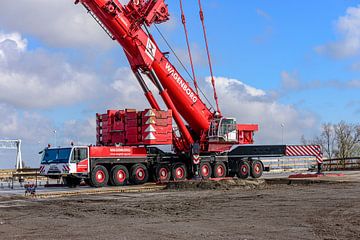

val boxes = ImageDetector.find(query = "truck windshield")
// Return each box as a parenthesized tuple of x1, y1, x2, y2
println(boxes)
(41, 148, 72, 164)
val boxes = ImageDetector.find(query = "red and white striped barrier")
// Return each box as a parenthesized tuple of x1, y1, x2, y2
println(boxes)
(286, 145, 323, 163)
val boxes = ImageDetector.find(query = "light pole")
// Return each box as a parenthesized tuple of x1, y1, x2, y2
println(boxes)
(54, 130, 57, 147)
(281, 123, 285, 144)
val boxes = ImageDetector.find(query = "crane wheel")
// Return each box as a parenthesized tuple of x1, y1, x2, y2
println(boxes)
(172, 163, 187, 181)
(130, 163, 149, 185)
(155, 165, 171, 183)
(84, 178, 92, 186)
(63, 177, 80, 188)
(213, 162, 227, 178)
(90, 165, 109, 188)
(110, 165, 129, 186)
(200, 162, 212, 180)
(250, 160, 263, 178)
(237, 160, 250, 179)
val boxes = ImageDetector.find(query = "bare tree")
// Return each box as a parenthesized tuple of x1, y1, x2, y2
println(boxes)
(301, 135, 321, 146)
(334, 121, 360, 159)
(301, 122, 360, 160)
(321, 123, 336, 159)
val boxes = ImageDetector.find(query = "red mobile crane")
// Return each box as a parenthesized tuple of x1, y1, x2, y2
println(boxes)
(39, 0, 323, 187)
(74, 0, 259, 150)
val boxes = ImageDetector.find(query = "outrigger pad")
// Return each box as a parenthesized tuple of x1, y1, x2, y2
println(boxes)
(228, 145, 287, 158)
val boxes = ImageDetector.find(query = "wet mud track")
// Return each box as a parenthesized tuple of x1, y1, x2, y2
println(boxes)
(0, 180, 359, 240)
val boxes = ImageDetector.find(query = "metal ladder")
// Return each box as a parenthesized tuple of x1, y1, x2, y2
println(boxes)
(83, 3, 115, 40)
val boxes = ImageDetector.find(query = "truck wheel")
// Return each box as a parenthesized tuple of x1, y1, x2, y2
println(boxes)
(84, 178, 92, 186)
(213, 162, 227, 178)
(91, 165, 109, 187)
(237, 160, 250, 179)
(110, 165, 129, 186)
(172, 163, 187, 181)
(63, 177, 71, 188)
(200, 162, 212, 180)
(155, 165, 171, 183)
(130, 164, 149, 185)
(73, 178, 81, 187)
(250, 160, 263, 178)
(63, 177, 80, 188)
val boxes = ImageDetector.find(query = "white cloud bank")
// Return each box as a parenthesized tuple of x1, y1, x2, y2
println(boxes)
(0, 0, 114, 49)
(208, 77, 318, 144)
(0, 32, 100, 109)
(316, 5, 360, 58)
(280, 71, 360, 92)
(0, 0, 175, 50)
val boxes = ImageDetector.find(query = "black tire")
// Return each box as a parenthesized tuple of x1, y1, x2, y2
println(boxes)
(172, 163, 187, 181)
(130, 164, 149, 185)
(200, 162, 212, 180)
(84, 178, 92, 186)
(63, 176, 80, 188)
(213, 162, 227, 178)
(62, 176, 71, 187)
(250, 160, 263, 178)
(154, 165, 171, 183)
(73, 178, 81, 186)
(90, 165, 109, 188)
(110, 165, 129, 186)
(237, 160, 250, 179)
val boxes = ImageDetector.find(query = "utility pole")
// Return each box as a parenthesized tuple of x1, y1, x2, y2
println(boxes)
(54, 130, 57, 147)
(281, 123, 285, 145)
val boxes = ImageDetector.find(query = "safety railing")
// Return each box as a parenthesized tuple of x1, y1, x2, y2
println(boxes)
(322, 157, 360, 171)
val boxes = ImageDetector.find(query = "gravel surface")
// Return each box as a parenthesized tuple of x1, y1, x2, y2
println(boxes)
(0, 180, 359, 240)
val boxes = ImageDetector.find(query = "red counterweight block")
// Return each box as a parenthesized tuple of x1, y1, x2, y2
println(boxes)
(141, 109, 173, 145)
(124, 109, 142, 145)
(96, 110, 124, 146)
(96, 109, 173, 146)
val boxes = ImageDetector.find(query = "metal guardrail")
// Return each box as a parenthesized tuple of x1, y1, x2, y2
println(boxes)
(0, 168, 40, 179)
(322, 157, 360, 171)
(262, 157, 317, 173)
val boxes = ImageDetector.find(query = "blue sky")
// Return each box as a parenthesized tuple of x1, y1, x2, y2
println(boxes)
(0, 0, 359, 168)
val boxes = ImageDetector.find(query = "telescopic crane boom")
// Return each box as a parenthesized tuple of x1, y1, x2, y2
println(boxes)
(76, 0, 258, 153)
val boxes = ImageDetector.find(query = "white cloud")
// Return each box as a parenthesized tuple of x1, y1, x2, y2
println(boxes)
(350, 62, 360, 71)
(0, 32, 27, 63)
(106, 67, 162, 110)
(279, 70, 360, 91)
(280, 71, 301, 90)
(109, 72, 318, 144)
(210, 76, 266, 98)
(316, 5, 360, 58)
(0, 104, 53, 142)
(348, 79, 360, 88)
(0, 32, 100, 108)
(256, 8, 271, 20)
(175, 43, 208, 67)
(0, 104, 55, 168)
(0, 0, 114, 49)
(0, 104, 99, 168)
(0, 0, 176, 50)
(62, 118, 96, 146)
(205, 76, 318, 144)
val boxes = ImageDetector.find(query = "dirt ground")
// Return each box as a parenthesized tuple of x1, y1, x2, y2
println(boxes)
(0, 180, 359, 240)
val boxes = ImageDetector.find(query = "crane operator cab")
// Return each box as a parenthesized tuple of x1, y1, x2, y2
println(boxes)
(208, 117, 238, 142)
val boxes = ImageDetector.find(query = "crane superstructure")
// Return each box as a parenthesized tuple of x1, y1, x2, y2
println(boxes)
(38, 0, 323, 187)
(75, 0, 258, 153)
